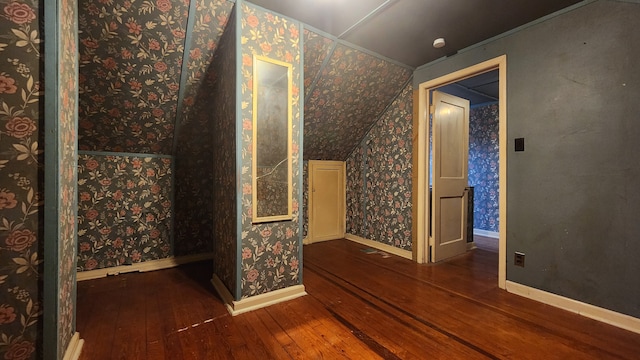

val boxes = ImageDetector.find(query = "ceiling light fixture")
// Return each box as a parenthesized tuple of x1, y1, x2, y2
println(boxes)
(433, 38, 446, 49)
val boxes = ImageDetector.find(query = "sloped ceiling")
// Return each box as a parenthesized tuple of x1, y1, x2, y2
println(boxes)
(77, 0, 413, 161)
(78, 0, 582, 160)
(303, 30, 412, 160)
(78, 0, 191, 154)
(78, 0, 233, 155)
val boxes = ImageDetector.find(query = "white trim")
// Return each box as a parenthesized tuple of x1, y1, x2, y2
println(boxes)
(467, 242, 477, 251)
(62, 332, 84, 360)
(473, 229, 499, 239)
(76, 253, 214, 281)
(345, 234, 413, 260)
(211, 275, 307, 316)
(506, 281, 640, 335)
(303, 235, 345, 245)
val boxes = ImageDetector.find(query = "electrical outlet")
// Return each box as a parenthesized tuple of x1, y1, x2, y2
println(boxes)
(514, 252, 525, 267)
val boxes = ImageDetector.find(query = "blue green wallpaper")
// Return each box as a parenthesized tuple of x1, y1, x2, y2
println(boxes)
(469, 103, 499, 232)
(346, 83, 413, 250)
(304, 43, 412, 160)
(0, 0, 43, 358)
(239, 2, 302, 299)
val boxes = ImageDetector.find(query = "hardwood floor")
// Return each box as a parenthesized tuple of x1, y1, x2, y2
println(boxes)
(76, 239, 640, 359)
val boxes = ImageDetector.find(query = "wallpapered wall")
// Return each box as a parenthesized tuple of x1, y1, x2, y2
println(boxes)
(469, 103, 499, 233)
(77, 0, 234, 270)
(77, 155, 173, 271)
(302, 28, 333, 98)
(0, 1, 43, 358)
(239, 3, 302, 299)
(77, 0, 189, 154)
(346, 146, 365, 236)
(303, 43, 412, 160)
(346, 83, 413, 250)
(55, 0, 79, 356)
(173, 0, 234, 256)
(1, 0, 78, 357)
(209, 9, 237, 297)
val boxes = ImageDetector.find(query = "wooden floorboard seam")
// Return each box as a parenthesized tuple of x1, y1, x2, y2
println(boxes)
(305, 262, 500, 360)
(306, 249, 627, 360)
(325, 307, 403, 360)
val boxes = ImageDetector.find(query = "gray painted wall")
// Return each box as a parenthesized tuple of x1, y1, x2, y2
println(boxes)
(414, 0, 640, 318)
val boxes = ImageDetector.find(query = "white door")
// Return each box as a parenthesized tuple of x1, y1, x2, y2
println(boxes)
(308, 161, 345, 243)
(431, 91, 469, 262)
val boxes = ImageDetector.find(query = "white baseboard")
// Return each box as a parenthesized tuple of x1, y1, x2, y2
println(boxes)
(506, 281, 640, 335)
(211, 274, 306, 316)
(473, 229, 499, 239)
(344, 234, 413, 260)
(63, 332, 84, 360)
(77, 253, 214, 281)
(303, 234, 345, 245)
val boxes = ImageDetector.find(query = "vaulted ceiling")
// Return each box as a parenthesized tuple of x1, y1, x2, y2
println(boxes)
(78, 0, 583, 161)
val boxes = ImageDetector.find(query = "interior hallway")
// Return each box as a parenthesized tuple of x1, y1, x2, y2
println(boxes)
(77, 239, 640, 359)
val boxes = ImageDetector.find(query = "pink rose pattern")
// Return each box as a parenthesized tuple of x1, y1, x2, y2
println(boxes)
(77, 155, 173, 270)
(240, 4, 301, 298)
(77, 0, 189, 154)
(304, 43, 412, 160)
(207, 11, 237, 292)
(0, 0, 46, 358)
(57, 0, 80, 355)
(302, 28, 334, 98)
(346, 83, 413, 250)
(469, 104, 499, 232)
(174, 0, 233, 258)
(346, 146, 365, 235)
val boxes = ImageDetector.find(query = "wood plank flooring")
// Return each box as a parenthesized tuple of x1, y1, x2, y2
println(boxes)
(76, 239, 640, 359)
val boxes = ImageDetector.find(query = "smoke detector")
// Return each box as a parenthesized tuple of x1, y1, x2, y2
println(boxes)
(433, 38, 446, 48)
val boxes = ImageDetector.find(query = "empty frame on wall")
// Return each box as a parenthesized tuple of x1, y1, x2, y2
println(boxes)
(252, 55, 293, 223)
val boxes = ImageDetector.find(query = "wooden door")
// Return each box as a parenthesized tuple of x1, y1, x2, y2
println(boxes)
(431, 91, 470, 262)
(309, 161, 345, 243)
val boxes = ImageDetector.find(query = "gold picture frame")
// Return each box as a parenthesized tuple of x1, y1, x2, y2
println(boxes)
(251, 55, 293, 223)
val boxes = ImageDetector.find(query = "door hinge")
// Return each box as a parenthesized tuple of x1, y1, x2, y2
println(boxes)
(429, 105, 435, 115)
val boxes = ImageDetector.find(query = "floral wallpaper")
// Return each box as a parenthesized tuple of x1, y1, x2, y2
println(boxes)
(346, 83, 413, 250)
(173, 0, 233, 257)
(77, 154, 173, 271)
(239, 3, 302, 299)
(469, 103, 499, 232)
(302, 28, 333, 98)
(77, 0, 190, 155)
(57, 0, 79, 356)
(208, 11, 237, 295)
(0, 0, 43, 358)
(303, 43, 412, 160)
(346, 145, 365, 236)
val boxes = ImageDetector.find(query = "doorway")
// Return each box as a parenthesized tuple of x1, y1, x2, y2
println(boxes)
(306, 160, 346, 243)
(414, 55, 507, 289)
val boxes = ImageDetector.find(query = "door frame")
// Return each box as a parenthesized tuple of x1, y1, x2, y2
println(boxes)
(413, 55, 507, 289)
